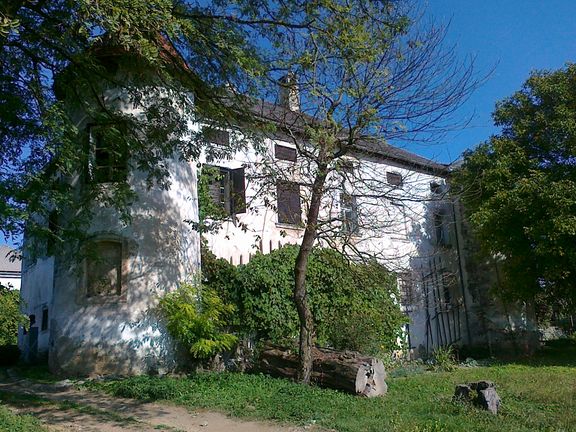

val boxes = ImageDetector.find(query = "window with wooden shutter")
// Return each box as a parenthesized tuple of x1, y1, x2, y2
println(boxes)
(230, 167, 246, 214)
(204, 165, 246, 216)
(386, 171, 403, 187)
(277, 181, 301, 225)
(275, 144, 297, 162)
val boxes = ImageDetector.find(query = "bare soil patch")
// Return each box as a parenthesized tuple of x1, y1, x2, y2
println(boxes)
(0, 377, 321, 432)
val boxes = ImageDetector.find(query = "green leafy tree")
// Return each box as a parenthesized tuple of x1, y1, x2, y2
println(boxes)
(210, 244, 407, 357)
(455, 64, 576, 316)
(0, 284, 26, 346)
(2, 1, 478, 383)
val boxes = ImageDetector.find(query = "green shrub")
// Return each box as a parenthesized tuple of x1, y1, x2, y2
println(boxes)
(159, 283, 238, 360)
(431, 345, 457, 372)
(0, 405, 46, 432)
(207, 244, 407, 356)
(0, 284, 26, 346)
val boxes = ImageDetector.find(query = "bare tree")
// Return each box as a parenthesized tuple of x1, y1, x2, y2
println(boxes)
(248, 2, 480, 383)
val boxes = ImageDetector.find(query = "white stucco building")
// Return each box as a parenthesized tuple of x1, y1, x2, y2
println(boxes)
(18, 45, 537, 374)
(0, 245, 21, 290)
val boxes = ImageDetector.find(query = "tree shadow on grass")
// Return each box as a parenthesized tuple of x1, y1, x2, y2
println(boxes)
(510, 339, 576, 367)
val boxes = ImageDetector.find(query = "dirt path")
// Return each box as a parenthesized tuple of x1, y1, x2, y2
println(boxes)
(0, 377, 321, 432)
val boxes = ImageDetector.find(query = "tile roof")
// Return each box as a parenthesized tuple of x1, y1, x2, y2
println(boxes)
(251, 100, 449, 175)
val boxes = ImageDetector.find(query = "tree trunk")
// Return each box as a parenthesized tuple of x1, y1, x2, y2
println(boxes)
(257, 343, 388, 397)
(293, 164, 328, 384)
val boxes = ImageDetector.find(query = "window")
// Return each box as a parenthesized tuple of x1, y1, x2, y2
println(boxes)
(275, 144, 297, 162)
(398, 273, 416, 307)
(277, 181, 301, 225)
(433, 209, 451, 246)
(440, 271, 457, 309)
(430, 181, 442, 194)
(46, 211, 59, 256)
(41, 307, 48, 332)
(340, 193, 359, 234)
(339, 160, 355, 175)
(386, 171, 403, 187)
(391, 200, 409, 237)
(205, 166, 246, 215)
(86, 240, 123, 297)
(88, 125, 128, 183)
(204, 127, 230, 146)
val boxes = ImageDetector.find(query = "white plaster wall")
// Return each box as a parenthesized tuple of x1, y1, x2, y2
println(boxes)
(18, 257, 54, 355)
(202, 137, 447, 272)
(48, 156, 199, 376)
(0, 276, 21, 291)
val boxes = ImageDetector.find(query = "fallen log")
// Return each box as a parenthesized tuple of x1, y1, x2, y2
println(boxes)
(255, 344, 387, 397)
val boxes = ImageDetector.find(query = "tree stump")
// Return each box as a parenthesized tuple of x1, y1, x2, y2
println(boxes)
(256, 343, 387, 397)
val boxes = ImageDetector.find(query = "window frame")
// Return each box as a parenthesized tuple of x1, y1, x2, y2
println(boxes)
(204, 165, 247, 217)
(340, 192, 359, 235)
(274, 144, 297, 162)
(80, 236, 129, 305)
(386, 171, 403, 187)
(276, 180, 302, 225)
(86, 123, 128, 184)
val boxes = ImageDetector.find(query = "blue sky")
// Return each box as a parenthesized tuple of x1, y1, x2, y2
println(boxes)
(415, 0, 576, 163)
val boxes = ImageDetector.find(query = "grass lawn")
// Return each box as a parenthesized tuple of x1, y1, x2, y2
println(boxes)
(85, 339, 576, 432)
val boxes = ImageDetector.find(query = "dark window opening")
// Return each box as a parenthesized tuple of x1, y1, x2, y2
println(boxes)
(398, 273, 416, 306)
(86, 240, 122, 297)
(41, 308, 48, 331)
(46, 211, 59, 256)
(88, 125, 128, 183)
(277, 181, 301, 225)
(205, 166, 246, 215)
(341, 193, 359, 234)
(29, 314, 36, 327)
(275, 144, 297, 162)
(339, 160, 355, 174)
(204, 127, 230, 146)
(430, 181, 442, 194)
(433, 210, 450, 246)
(386, 171, 403, 187)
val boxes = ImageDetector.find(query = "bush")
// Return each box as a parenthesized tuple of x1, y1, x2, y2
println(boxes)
(0, 284, 26, 346)
(205, 244, 407, 356)
(431, 345, 457, 372)
(159, 283, 238, 360)
(0, 344, 21, 367)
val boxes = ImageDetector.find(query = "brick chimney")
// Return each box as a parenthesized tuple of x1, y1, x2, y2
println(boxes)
(279, 72, 300, 111)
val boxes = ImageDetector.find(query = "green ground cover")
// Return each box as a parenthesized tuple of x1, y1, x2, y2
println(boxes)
(0, 404, 46, 432)
(87, 340, 576, 432)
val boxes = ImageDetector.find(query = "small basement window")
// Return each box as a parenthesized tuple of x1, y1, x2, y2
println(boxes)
(275, 144, 297, 162)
